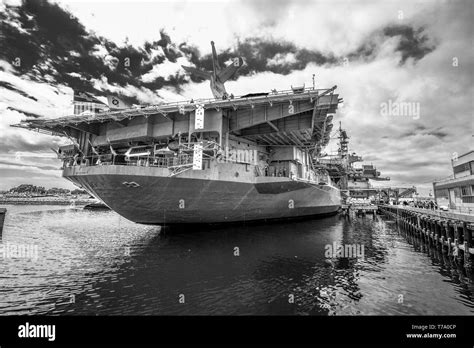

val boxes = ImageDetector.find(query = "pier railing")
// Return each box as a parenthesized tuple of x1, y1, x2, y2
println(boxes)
(382, 205, 474, 222)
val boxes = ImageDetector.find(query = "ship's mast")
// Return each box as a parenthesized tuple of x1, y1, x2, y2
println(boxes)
(338, 121, 349, 160)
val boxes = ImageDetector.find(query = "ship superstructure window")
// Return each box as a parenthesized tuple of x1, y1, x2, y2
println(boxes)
(435, 189, 449, 198)
(453, 162, 472, 175)
(461, 186, 472, 196)
(463, 196, 474, 203)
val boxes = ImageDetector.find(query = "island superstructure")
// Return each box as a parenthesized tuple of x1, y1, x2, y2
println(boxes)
(318, 123, 391, 201)
(14, 42, 343, 225)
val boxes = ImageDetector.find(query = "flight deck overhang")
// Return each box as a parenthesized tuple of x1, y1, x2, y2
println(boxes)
(12, 86, 340, 148)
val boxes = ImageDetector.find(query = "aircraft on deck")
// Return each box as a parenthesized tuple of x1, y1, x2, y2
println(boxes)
(182, 41, 244, 99)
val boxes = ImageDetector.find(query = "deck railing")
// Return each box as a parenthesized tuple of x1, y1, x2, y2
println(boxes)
(62, 153, 194, 169)
(62, 154, 333, 184)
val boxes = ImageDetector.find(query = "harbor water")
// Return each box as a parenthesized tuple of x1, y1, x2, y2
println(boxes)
(0, 205, 473, 315)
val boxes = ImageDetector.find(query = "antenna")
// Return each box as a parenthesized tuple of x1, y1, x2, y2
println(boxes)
(210, 41, 220, 78)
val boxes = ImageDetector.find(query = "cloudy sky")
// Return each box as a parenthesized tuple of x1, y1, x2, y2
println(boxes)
(0, 0, 473, 194)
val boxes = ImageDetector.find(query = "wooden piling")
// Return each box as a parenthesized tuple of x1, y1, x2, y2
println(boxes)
(463, 222, 472, 268)
(435, 220, 440, 247)
(464, 222, 472, 249)
(0, 208, 6, 234)
(442, 221, 450, 254)
(379, 205, 473, 276)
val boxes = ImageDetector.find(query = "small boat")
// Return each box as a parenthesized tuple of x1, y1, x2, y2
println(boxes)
(83, 202, 110, 210)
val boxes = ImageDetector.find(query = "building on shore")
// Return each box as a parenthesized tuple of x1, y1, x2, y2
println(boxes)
(433, 150, 474, 213)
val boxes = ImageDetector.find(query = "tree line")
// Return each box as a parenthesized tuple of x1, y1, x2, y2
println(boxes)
(6, 184, 87, 195)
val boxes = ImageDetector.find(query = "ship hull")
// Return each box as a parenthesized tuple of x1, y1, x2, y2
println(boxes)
(64, 166, 341, 225)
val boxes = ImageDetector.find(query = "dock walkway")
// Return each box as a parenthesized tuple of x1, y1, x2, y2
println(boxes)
(341, 204, 378, 216)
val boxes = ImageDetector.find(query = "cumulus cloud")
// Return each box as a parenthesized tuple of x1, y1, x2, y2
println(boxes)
(0, 0, 472, 194)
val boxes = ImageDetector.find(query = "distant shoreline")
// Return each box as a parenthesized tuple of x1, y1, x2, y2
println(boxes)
(0, 197, 94, 206)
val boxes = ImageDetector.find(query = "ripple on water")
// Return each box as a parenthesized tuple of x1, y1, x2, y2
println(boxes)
(0, 206, 472, 315)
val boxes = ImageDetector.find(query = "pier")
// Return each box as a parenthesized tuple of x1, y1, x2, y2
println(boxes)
(341, 204, 378, 217)
(379, 205, 474, 274)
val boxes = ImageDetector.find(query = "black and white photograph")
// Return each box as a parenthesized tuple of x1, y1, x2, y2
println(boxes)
(0, 0, 473, 345)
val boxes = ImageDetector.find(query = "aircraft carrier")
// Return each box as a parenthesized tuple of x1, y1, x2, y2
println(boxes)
(15, 42, 343, 225)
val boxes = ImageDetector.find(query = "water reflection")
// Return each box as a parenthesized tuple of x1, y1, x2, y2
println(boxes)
(0, 206, 472, 315)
